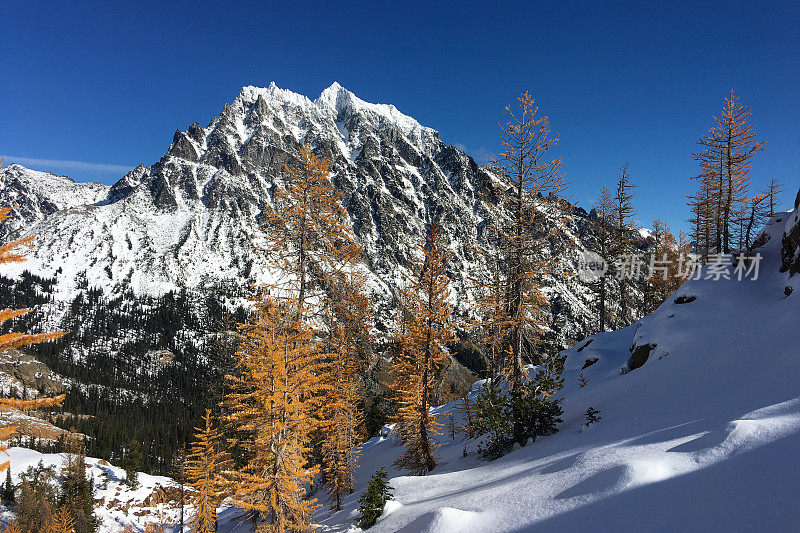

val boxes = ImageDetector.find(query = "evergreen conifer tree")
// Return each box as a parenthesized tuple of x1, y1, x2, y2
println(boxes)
(2, 467, 14, 505)
(58, 437, 96, 533)
(585, 407, 602, 426)
(473, 379, 512, 460)
(16, 462, 57, 532)
(170, 446, 187, 533)
(457, 395, 478, 440)
(612, 163, 637, 326)
(357, 468, 393, 530)
(589, 185, 615, 332)
(122, 439, 142, 489)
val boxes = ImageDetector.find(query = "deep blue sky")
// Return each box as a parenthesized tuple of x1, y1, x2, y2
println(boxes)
(2, 1, 798, 232)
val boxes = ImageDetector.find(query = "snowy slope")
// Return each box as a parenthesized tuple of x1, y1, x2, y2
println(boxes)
(2, 447, 179, 531)
(313, 208, 800, 532)
(3, 212, 794, 533)
(2, 446, 258, 532)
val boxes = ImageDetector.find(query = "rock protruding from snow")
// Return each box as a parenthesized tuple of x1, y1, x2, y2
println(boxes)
(780, 188, 800, 275)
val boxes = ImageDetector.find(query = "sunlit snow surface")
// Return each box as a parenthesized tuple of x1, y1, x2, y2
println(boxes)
(311, 210, 800, 532)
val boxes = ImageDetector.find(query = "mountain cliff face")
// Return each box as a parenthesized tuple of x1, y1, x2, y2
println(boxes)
(0, 82, 602, 345)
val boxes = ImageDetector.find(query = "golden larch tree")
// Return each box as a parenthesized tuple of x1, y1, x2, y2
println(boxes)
(262, 145, 360, 312)
(478, 92, 569, 447)
(223, 293, 327, 532)
(3, 520, 22, 533)
(319, 270, 372, 510)
(45, 507, 75, 533)
(687, 169, 716, 260)
(185, 409, 232, 533)
(261, 145, 368, 510)
(765, 176, 783, 218)
(645, 219, 686, 313)
(691, 90, 765, 253)
(390, 220, 455, 475)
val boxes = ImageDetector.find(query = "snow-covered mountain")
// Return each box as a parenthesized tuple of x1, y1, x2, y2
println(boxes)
(312, 202, 800, 532)
(0, 165, 109, 243)
(0, 82, 603, 344)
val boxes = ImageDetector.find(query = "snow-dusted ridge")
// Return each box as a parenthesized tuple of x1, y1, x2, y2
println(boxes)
(0, 164, 110, 241)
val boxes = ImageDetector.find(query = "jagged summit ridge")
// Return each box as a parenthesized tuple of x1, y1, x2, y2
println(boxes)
(232, 81, 434, 144)
(0, 164, 110, 241)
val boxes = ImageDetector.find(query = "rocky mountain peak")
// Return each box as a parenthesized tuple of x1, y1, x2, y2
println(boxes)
(0, 83, 608, 347)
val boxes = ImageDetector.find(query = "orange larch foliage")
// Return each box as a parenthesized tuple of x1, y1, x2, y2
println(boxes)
(260, 144, 368, 511)
(319, 270, 372, 510)
(223, 293, 327, 532)
(261, 145, 360, 311)
(185, 409, 232, 533)
(691, 90, 765, 254)
(390, 221, 455, 475)
(477, 92, 569, 447)
(45, 507, 75, 533)
(3, 520, 22, 533)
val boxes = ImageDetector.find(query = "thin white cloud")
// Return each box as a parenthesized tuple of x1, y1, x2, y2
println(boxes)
(0, 155, 134, 174)
(451, 144, 495, 163)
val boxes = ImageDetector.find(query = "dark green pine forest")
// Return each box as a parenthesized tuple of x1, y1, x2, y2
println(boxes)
(0, 271, 248, 474)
